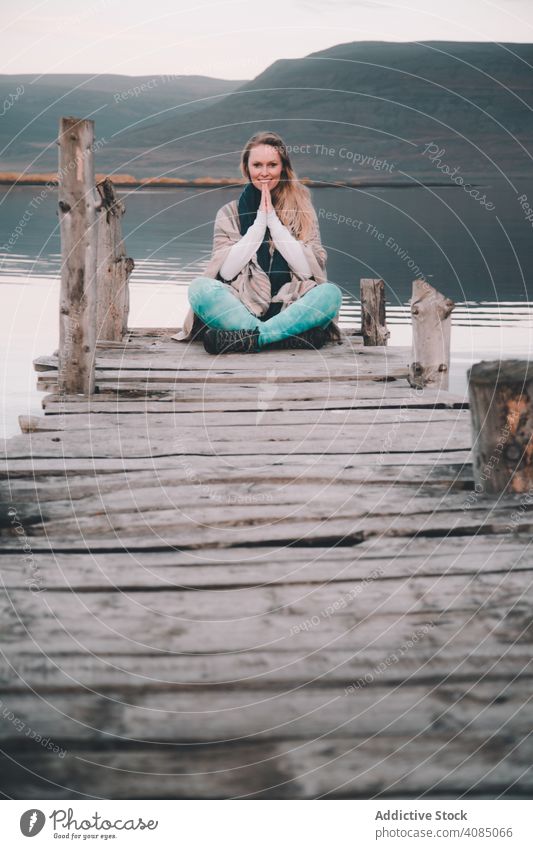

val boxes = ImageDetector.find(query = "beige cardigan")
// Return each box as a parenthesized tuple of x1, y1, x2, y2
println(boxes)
(173, 198, 339, 342)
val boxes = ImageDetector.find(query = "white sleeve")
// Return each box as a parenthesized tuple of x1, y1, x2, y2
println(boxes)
(219, 210, 268, 281)
(266, 209, 312, 277)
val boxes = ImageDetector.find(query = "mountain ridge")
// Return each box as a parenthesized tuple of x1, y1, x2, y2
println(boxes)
(1, 41, 532, 180)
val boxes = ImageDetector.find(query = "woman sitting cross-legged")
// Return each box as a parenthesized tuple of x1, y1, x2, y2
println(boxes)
(174, 130, 343, 354)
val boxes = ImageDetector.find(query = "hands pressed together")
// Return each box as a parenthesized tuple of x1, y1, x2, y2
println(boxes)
(219, 179, 312, 281)
(258, 180, 274, 215)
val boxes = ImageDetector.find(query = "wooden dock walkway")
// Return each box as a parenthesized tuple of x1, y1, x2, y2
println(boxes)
(1, 330, 532, 799)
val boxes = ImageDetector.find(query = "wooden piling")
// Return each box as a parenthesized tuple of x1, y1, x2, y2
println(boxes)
(57, 116, 97, 394)
(408, 279, 455, 390)
(360, 278, 389, 346)
(96, 178, 134, 342)
(468, 359, 533, 494)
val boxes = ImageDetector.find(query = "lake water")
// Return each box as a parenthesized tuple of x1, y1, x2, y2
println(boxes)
(1, 183, 532, 438)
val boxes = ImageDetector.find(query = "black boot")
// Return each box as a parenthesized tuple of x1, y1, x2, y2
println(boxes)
(266, 326, 329, 350)
(203, 326, 261, 354)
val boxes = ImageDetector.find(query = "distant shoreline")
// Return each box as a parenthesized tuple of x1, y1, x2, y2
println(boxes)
(0, 173, 481, 189)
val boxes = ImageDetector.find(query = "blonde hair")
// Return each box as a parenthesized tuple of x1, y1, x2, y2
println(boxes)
(240, 131, 316, 242)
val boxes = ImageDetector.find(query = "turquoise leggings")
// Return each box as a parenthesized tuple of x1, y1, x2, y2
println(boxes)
(188, 277, 342, 349)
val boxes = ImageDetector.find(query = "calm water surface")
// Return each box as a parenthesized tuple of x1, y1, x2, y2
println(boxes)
(1, 183, 532, 437)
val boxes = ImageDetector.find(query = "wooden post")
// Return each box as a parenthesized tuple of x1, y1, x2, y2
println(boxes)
(57, 116, 97, 394)
(95, 178, 134, 341)
(408, 279, 455, 390)
(360, 278, 389, 346)
(468, 360, 533, 494)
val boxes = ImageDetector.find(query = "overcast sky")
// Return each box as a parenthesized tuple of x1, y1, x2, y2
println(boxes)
(2, 0, 532, 79)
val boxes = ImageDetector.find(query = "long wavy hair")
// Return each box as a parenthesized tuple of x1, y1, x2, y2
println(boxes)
(240, 131, 316, 242)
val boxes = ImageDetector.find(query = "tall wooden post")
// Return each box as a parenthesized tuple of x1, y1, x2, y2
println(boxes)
(57, 116, 97, 394)
(360, 278, 389, 346)
(96, 178, 134, 341)
(408, 279, 455, 390)
(468, 360, 533, 494)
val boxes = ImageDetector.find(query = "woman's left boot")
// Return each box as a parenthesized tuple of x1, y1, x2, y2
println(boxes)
(203, 327, 261, 354)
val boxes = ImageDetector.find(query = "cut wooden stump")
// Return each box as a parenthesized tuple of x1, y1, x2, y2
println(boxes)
(408, 279, 455, 390)
(468, 359, 533, 494)
(360, 278, 389, 346)
(95, 177, 134, 342)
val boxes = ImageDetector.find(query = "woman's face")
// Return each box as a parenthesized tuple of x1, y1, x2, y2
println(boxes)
(247, 144, 283, 191)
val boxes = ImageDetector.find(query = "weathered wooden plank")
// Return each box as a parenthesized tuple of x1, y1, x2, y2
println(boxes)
(19, 408, 471, 433)
(40, 383, 467, 409)
(0, 462, 474, 505)
(85, 345, 408, 366)
(2, 420, 471, 459)
(0, 596, 436, 655)
(98, 325, 364, 356)
(5, 560, 532, 614)
(2, 568, 531, 653)
(43, 382, 465, 402)
(2, 733, 531, 799)
(2, 502, 528, 548)
(0, 451, 472, 478)
(41, 400, 468, 416)
(92, 355, 389, 371)
(3, 530, 526, 565)
(3, 528, 525, 557)
(1, 537, 530, 589)
(7, 419, 471, 447)
(32, 355, 58, 372)
(36, 377, 306, 393)
(46, 342, 409, 371)
(34, 345, 410, 388)
(95, 346, 381, 368)
(1, 481, 497, 532)
(96, 342, 371, 358)
(40, 396, 468, 415)
(0, 679, 530, 744)
(1, 481, 463, 515)
(2, 643, 530, 692)
(125, 326, 181, 336)
(2, 433, 468, 459)
(36, 366, 410, 391)
(5, 476, 507, 535)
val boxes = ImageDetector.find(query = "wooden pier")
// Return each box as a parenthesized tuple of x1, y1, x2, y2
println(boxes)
(1, 330, 533, 799)
(1, 117, 532, 799)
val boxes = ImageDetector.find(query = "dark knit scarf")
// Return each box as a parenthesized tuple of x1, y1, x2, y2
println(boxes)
(237, 181, 292, 296)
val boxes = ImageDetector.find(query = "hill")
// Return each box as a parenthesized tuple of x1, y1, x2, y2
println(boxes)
(2, 42, 532, 181)
(0, 73, 246, 173)
(108, 40, 533, 181)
